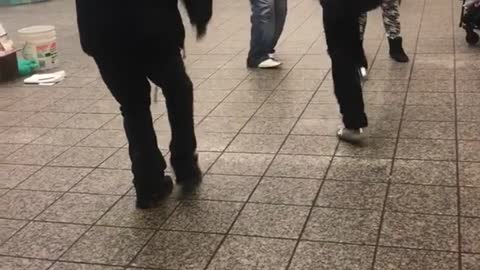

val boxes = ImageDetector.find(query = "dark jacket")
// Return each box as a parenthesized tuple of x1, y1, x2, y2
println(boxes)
(75, 0, 212, 56)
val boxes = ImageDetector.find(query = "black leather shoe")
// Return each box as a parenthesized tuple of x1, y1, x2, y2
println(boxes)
(171, 154, 203, 187)
(134, 176, 174, 209)
(388, 37, 409, 63)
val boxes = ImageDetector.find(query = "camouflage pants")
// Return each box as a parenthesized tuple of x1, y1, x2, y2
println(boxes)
(359, 0, 401, 40)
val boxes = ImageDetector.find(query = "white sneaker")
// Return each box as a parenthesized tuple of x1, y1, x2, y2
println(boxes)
(337, 127, 366, 144)
(258, 58, 282, 69)
(268, 53, 278, 60)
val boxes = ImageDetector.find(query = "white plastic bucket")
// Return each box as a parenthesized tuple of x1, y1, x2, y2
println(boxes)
(18, 25, 58, 70)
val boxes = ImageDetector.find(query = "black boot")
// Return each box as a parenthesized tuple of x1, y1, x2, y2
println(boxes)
(171, 153, 202, 188)
(388, 37, 409, 63)
(134, 176, 174, 209)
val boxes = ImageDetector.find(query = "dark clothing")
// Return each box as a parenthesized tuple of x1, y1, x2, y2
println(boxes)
(76, 0, 209, 185)
(320, 0, 378, 129)
(94, 41, 196, 184)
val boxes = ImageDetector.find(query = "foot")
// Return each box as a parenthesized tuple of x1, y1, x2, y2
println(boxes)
(388, 37, 409, 63)
(337, 127, 366, 144)
(172, 154, 203, 187)
(134, 176, 174, 209)
(257, 58, 282, 69)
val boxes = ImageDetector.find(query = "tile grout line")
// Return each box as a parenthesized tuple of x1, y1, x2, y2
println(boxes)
(369, 1, 426, 269)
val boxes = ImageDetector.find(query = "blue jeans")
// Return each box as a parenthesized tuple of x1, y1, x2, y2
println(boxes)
(247, 0, 287, 67)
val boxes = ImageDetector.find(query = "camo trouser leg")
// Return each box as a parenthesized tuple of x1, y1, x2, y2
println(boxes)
(358, 0, 401, 40)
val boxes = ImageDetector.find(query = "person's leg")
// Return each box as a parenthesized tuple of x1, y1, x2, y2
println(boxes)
(93, 51, 172, 209)
(321, 0, 368, 138)
(145, 45, 201, 187)
(248, 0, 279, 67)
(270, 0, 288, 54)
(358, 12, 369, 69)
(382, 0, 409, 62)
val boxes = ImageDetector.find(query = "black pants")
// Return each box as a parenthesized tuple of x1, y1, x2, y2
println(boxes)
(321, 0, 368, 129)
(93, 41, 197, 184)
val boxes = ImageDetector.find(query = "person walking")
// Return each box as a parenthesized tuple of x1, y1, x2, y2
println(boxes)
(319, 0, 381, 143)
(75, 0, 212, 209)
(247, 0, 288, 69)
(358, 0, 409, 71)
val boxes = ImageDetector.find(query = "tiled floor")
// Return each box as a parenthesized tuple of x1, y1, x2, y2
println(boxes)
(1, 0, 480, 269)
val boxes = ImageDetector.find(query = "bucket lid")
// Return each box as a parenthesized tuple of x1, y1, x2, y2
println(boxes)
(18, 25, 55, 35)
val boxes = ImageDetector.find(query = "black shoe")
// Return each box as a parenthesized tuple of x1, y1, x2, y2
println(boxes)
(134, 176, 174, 209)
(171, 154, 203, 187)
(388, 37, 409, 63)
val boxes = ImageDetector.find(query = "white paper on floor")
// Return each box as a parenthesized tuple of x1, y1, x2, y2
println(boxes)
(24, 70, 66, 86)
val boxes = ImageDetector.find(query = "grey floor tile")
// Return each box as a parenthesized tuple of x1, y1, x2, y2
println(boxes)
(266, 154, 331, 179)
(302, 103, 340, 119)
(0, 218, 27, 244)
(182, 174, 259, 202)
(457, 93, 480, 106)
(408, 79, 454, 92)
(327, 157, 391, 182)
(231, 203, 309, 238)
(207, 236, 296, 270)
(77, 129, 127, 148)
(462, 217, 480, 253)
(236, 79, 281, 91)
(457, 106, 480, 122)
(461, 187, 480, 217)
(98, 197, 178, 229)
(59, 113, 116, 129)
(255, 103, 306, 118)
(210, 153, 274, 176)
(36, 193, 119, 224)
(387, 184, 458, 215)
(210, 102, 261, 118)
(406, 92, 454, 106)
(163, 200, 242, 233)
(400, 121, 455, 140)
(364, 91, 406, 106)
(49, 262, 123, 270)
(459, 141, 480, 162)
(0, 256, 53, 270)
(290, 241, 375, 270)
(463, 253, 480, 270)
(374, 247, 458, 270)
(0, 190, 62, 219)
(196, 132, 236, 152)
(317, 181, 387, 210)
(303, 207, 381, 245)
(366, 104, 404, 121)
(292, 118, 339, 136)
(392, 160, 457, 186)
(62, 226, 154, 265)
(51, 147, 117, 167)
(197, 117, 249, 133)
(404, 105, 455, 122)
(0, 127, 49, 144)
(43, 98, 96, 113)
(280, 135, 337, 156)
(459, 162, 480, 187)
(0, 143, 23, 160)
(71, 169, 132, 195)
(32, 128, 95, 146)
(0, 164, 40, 189)
(0, 221, 88, 259)
(396, 139, 456, 161)
(227, 134, 286, 154)
(18, 112, 73, 128)
(336, 139, 396, 159)
(380, 212, 458, 251)
(266, 91, 314, 103)
(242, 117, 297, 135)
(17, 166, 92, 192)
(458, 122, 480, 141)
(250, 177, 321, 205)
(276, 79, 321, 91)
(133, 231, 222, 269)
(363, 80, 408, 92)
(3, 144, 69, 165)
(456, 80, 480, 92)
(99, 149, 130, 170)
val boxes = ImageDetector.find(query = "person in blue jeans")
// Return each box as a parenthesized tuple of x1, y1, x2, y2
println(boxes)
(247, 0, 287, 69)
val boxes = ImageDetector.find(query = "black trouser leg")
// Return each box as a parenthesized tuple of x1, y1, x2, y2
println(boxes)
(94, 55, 166, 184)
(144, 47, 197, 172)
(322, 0, 368, 129)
